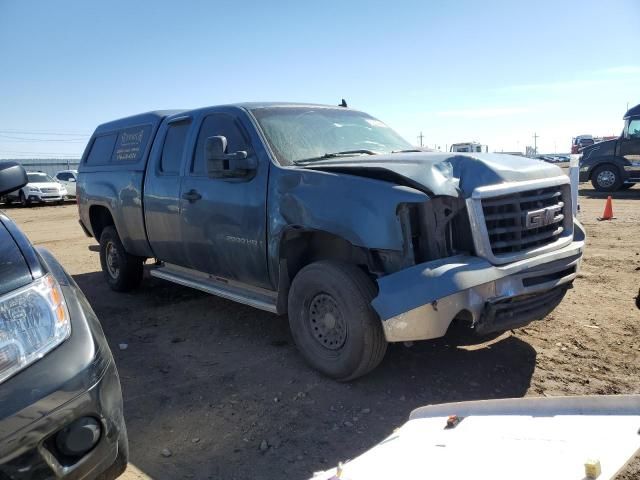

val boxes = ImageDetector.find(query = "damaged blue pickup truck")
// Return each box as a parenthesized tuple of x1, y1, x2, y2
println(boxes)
(77, 103, 585, 380)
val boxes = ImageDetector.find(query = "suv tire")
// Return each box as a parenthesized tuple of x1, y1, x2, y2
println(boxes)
(99, 226, 143, 292)
(288, 261, 387, 381)
(591, 164, 623, 191)
(19, 191, 30, 207)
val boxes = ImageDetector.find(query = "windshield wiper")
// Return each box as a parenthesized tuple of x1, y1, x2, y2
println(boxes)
(391, 149, 424, 153)
(294, 150, 377, 164)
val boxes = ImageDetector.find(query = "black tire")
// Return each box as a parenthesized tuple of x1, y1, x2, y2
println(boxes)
(287, 261, 387, 381)
(591, 164, 623, 191)
(95, 425, 129, 480)
(99, 226, 143, 292)
(621, 183, 635, 190)
(19, 191, 30, 207)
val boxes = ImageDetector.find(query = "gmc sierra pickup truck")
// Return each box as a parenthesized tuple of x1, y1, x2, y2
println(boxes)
(77, 103, 585, 380)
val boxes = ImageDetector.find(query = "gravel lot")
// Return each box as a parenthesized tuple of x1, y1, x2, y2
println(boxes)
(3, 184, 639, 479)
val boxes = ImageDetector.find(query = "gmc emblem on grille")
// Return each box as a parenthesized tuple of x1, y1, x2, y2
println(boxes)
(525, 206, 560, 229)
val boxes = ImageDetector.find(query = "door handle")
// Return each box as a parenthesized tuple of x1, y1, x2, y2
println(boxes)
(182, 189, 202, 203)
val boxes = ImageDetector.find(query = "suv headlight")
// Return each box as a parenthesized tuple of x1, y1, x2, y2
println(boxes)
(28, 187, 41, 192)
(0, 274, 71, 384)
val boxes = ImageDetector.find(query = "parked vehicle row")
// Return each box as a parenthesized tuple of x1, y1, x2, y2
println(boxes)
(76, 102, 584, 381)
(535, 154, 570, 163)
(0, 162, 127, 479)
(0, 169, 78, 206)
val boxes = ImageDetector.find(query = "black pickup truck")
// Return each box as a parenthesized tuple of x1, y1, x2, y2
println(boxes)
(77, 103, 585, 380)
(579, 103, 640, 191)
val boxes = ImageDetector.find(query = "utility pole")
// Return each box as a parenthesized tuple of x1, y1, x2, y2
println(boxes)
(417, 131, 424, 148)
(533, 132, 539, 155)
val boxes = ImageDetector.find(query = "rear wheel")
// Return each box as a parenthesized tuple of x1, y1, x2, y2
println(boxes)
(287, 261, 387, 381)
(591, 164, 623, 191)
(99, 226, 143, 292)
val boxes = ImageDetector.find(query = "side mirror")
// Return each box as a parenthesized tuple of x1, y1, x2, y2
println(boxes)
(0, 162, 28, 196)
(68, 177, 76, 183)
(205, 136, 256, 178)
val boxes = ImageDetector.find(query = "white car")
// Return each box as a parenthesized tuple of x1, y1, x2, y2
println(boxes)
(54, 169, 78, 197)
(5, 171, 68, 206)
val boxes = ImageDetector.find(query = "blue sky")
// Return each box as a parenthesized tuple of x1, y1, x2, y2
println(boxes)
(1, 0, 638, 158)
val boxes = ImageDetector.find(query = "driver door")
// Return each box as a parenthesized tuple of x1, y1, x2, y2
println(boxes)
(179, 110, 270, 289)
(620, 118, 640, 180)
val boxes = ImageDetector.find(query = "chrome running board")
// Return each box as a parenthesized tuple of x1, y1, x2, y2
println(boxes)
(150, 263, 278, 313)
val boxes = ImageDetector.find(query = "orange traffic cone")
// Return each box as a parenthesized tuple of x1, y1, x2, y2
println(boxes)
(598, 195, 614, 221)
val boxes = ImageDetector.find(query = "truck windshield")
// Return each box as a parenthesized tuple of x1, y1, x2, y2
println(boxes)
(250, 107, 413, 165)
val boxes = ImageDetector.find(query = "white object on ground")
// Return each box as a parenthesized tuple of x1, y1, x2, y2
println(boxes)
(311, 395, 640, 480)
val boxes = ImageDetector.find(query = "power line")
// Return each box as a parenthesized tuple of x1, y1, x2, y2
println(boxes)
(0, 134, 87, 142)
(0, 149, 81, 156)
(0, 129, 90, 137)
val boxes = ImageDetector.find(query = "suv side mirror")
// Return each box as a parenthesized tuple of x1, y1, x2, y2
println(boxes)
(205, 136, 256, 178)
(0, 162, 28, 196)
(68, 177, 76, 182)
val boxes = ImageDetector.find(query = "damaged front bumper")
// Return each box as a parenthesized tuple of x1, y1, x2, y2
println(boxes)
(371, 221, 585, 342)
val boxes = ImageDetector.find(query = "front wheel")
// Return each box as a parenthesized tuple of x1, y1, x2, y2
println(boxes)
(591, 165, 623, 191)
(99, 226, 144, 292)
(19, 191, 30, 207)
(287, 261, 387, 381)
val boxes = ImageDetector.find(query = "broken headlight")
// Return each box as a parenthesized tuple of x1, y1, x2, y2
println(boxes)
(0, 274, 71, 384)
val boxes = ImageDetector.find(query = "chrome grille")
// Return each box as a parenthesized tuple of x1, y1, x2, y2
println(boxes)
(40, 188, 58, 194)
(481, 185, 569, 256)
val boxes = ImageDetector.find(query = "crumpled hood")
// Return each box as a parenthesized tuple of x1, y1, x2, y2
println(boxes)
(302, 152, 564, 198)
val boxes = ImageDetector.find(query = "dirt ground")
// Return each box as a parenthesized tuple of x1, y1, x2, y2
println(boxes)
(4, 185, 639, 479)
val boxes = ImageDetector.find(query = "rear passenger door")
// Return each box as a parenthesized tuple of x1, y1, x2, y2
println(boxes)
(179, 109, 270, 288)
(144, 116, 192, 266)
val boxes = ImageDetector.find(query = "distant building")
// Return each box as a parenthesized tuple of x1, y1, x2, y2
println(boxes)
(0, 158, 80, 176)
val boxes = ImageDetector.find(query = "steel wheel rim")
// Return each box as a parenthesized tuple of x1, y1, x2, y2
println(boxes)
(105, 241, 120, 278)
(308, 293, 347, 350)
(597, 170, 616, 188)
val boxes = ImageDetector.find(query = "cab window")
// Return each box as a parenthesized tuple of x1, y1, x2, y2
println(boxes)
(191, 113, 251, 176)
(627, 119, 640, 139)
(160, 120, 191, 175)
